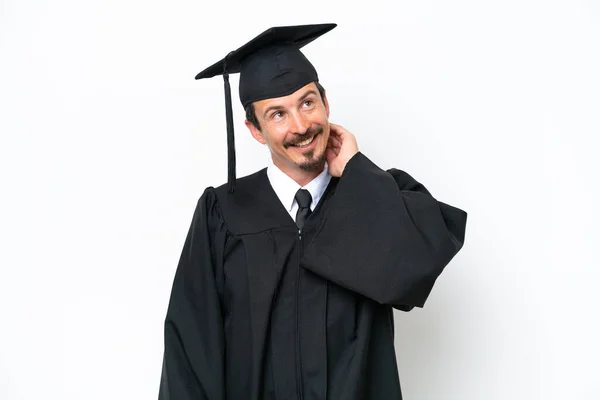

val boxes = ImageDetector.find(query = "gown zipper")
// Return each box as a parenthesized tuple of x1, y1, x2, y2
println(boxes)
(295, 229, 304, 400)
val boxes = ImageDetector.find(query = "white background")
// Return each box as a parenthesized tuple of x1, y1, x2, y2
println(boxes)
(1, 0, 599, 399)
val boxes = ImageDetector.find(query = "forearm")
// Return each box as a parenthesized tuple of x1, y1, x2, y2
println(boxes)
(302, 152, 467, 308)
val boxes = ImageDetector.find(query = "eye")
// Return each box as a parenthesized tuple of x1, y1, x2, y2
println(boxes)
(271, 111, 284, 120)
(302, 100, 314, 108)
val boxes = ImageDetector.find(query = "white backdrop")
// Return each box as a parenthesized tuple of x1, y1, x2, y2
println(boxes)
(1, 0, 599, 399)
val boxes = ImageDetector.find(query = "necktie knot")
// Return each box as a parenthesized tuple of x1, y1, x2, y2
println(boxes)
(295, 189, 312, 209)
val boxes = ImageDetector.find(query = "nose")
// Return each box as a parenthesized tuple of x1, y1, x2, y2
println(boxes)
(290, 110, 310, 135)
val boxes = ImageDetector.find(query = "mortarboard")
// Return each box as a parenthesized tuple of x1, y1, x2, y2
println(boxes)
(195, 23, 337, 193)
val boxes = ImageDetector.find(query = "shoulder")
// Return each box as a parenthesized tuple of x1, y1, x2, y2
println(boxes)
(212, 168, 268, 201)
(195, 168, 268, 225)
(192, 167, 267, 204)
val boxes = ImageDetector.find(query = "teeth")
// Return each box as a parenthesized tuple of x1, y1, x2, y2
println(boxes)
(295, 136, 314, 147)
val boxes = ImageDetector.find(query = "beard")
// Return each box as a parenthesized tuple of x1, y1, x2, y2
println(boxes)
(298, 150, 325, 172)
(283, 125, 326, 172)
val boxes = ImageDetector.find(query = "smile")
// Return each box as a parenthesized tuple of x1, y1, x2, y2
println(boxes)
(293, 135, 317, 148)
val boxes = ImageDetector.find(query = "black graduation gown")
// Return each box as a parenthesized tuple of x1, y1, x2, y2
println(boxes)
(158, 152, 467, 400)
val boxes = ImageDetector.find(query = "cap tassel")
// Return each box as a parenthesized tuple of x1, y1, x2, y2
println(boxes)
(223, 54, 236, 194)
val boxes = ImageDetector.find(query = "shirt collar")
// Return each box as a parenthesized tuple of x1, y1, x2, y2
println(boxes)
(267, 159, 332, 212)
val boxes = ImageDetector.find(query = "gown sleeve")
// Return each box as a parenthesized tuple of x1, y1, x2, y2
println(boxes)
(302, 152, 467, 311)
(158, 188, 225, 399)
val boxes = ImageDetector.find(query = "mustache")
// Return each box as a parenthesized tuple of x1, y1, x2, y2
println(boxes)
(283, 126, 324, 148)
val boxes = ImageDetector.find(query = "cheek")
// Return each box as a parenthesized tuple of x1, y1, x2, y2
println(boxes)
(271, 128, 290, 147)
(314, 116, 329, 136)
(321, 126, 330, 145)
(262, 126, 286, 146)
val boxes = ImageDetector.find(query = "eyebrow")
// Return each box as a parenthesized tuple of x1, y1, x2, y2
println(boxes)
(298, 89, 318, 102)
(261, 90, 319, 119)
(263, 104, 284, 120)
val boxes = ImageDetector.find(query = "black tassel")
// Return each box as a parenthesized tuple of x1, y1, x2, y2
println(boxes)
(223, 57, 236, 194)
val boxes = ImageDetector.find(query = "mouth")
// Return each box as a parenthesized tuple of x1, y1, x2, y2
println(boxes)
(290, 132, 320, 150)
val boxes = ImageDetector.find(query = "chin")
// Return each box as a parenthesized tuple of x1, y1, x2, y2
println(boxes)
(296, 151, 326, 172)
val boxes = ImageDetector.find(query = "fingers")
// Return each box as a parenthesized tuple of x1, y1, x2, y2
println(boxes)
(326, 141, 340, 156)
(328, 133, 342, 148)
(329, 123, 346, 137)
(326, 134, 340, 155)
(326, 147, 336, 161)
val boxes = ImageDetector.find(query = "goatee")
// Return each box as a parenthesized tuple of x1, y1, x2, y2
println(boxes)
(298, 151, 326, 172)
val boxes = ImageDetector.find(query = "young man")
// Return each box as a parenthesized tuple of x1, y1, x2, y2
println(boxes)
(158, 23, 467, 400)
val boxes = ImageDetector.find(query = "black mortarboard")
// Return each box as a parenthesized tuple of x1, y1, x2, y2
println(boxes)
(195, 23, 337, 193)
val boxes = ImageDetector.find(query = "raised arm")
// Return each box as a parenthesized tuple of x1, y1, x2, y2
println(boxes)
(302, 150, 467, 310)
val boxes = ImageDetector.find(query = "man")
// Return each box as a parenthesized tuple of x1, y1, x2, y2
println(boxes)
(158, 23, 467, 400)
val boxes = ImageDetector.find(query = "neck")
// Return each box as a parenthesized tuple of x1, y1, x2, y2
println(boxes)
(272, 157, 325, 187)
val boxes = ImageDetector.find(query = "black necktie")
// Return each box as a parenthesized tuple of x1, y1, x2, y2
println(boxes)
(295, 189, 312, 231)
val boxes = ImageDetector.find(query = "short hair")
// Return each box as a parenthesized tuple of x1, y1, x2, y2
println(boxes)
(245, 81, 326, 131)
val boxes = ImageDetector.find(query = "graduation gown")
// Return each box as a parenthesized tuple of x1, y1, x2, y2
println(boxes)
(158, 152, 467, 400)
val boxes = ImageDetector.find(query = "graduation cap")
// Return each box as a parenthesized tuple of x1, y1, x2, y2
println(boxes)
(195, 23, 337, 193)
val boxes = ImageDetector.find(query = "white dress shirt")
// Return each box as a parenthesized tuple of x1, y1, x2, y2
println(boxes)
(267, 159, 332, 222)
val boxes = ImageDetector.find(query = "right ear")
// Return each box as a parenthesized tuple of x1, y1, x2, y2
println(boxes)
(245, 120, 266, 145)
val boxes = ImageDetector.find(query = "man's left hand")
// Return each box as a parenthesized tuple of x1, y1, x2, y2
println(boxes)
(326, 123, 359, 177)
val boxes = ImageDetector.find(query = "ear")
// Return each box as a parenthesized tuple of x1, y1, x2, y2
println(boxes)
(245, 120, 266, 145)
(322, 90, 330, 118)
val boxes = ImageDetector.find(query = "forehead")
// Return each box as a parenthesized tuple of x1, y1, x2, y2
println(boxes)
(253, 82, 319, 110)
